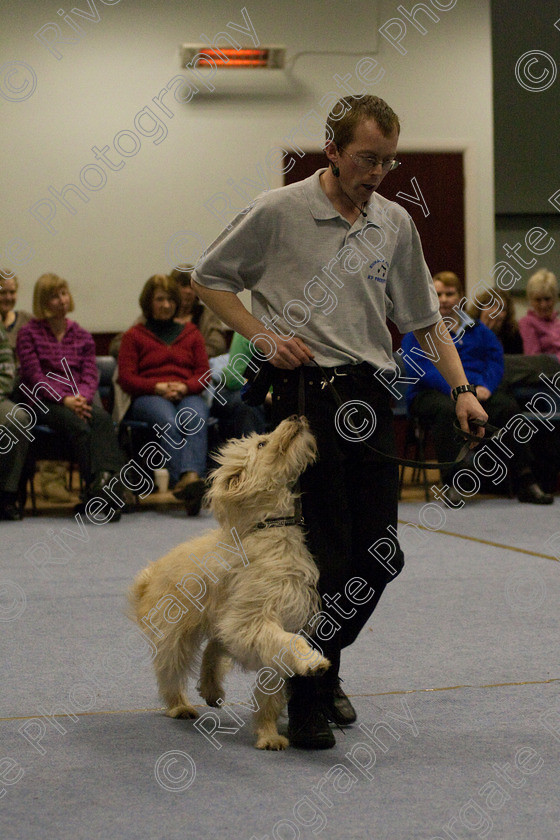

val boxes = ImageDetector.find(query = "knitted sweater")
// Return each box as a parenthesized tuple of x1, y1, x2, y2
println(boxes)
(401, 319, 504, 408)
(16, 318, 99, 403)
(518, 309, 560, 360)
(117, 322, 209, 398)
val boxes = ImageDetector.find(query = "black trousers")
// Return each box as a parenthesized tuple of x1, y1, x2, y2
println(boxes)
(271, 364, 404, 683)
(39, 401, 125, 487)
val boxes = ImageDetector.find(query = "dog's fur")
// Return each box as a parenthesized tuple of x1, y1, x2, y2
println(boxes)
(129, 416, 330, 750)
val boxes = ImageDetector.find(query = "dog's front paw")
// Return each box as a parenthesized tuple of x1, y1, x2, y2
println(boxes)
(167, 703, 199, 719)
(256, 733, 289, 750)
(197, 678, 225, 708)
(201, 691, 225, 708)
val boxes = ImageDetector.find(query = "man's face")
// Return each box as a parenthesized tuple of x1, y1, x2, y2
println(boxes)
(434, 280, 461, 319)
(331, 118, 399, 207)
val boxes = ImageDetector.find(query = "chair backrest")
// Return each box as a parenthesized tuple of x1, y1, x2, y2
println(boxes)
(96, 356, 117, 412)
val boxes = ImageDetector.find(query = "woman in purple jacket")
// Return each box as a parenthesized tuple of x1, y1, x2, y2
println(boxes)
(16, 274, 125, 513)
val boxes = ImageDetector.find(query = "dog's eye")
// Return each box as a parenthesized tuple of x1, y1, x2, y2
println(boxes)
(257, 440, 268, 449)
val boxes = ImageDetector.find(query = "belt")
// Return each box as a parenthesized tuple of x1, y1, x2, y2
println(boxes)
(276, 360, 381, 387)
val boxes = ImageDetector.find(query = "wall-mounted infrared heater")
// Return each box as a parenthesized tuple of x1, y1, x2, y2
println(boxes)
(180, 44, 286, 70)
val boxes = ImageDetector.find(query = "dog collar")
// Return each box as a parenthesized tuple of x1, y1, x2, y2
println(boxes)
(255, 514, 305, 530)
(254, 484, 304, 531)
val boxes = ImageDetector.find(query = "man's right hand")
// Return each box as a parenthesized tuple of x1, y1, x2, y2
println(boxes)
(253, 333, 314, 369)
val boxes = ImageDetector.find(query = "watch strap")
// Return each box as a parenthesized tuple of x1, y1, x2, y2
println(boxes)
(451, 383, 478, 401)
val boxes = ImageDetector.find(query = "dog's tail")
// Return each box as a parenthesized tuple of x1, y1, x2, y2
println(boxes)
(128, 566, 153, 623)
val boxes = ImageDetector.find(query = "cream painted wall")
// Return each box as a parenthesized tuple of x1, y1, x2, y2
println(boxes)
(0, 0, 493, 331)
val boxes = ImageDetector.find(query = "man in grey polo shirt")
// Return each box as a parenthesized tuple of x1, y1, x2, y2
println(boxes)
(193, 95, 486, 749)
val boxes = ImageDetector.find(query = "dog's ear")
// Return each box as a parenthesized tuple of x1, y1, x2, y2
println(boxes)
(227, 469, 245, 491)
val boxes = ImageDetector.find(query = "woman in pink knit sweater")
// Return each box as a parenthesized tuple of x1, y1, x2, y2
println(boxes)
(519, 269, 560, 361)
(17, 274, 126, 516)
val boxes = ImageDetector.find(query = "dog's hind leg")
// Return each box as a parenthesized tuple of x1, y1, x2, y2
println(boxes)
(197, 638, 231, 707)
(253, 683, 289, 751)
(154, 631, 201, 720)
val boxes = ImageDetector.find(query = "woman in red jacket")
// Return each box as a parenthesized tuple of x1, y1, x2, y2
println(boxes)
(118, 274, 210, 514)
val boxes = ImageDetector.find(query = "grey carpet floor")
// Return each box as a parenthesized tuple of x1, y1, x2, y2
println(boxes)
(1, 499, 558, 840)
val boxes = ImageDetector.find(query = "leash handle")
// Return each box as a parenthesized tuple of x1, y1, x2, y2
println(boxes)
(452, 418, 499, 445)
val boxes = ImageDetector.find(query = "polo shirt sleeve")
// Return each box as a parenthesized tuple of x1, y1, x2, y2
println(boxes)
(384, 212, 440, 334)
(193, 203, 267, 294)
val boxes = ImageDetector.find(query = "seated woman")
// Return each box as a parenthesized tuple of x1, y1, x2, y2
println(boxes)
(117, 274, 210, 515)
(0, 324, 28, 520)
(2, 269, 72, 503)
(469, 286, 560, 387)
(170, 266, 230, 358)
(109, 267, 229, 361)
(0, 269, 32, 351)
(16, 273, 126, 517)
(519, 269, 560, 361)
(468, 288, 523, 353)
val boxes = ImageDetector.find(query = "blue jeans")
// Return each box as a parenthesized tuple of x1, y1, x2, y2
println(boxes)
(130, 394, 209, 485)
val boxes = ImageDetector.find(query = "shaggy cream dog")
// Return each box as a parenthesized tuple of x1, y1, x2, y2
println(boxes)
(130, 416, 330, 750)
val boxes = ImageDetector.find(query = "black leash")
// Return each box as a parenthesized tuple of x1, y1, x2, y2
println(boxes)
(305, 359, 498, 471)
(242, 358, 499, 521)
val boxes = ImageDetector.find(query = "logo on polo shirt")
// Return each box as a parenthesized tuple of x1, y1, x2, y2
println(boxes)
(367, 260, 389, 283)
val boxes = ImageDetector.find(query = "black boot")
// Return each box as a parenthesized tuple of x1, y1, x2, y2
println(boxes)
(517, 471, 554, 505)
(287, 676, 335, 750)
(85, 471, 123, 521)
(325, 679, 357, 726)
(0, 492, 23, 521)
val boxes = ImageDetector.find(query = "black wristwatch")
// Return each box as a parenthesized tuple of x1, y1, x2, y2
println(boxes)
(451, 383, 478, 402)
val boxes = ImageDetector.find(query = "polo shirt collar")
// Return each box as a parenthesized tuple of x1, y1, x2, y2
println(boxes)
(304, 168, 381, 229)
(304, 169, 340, 220)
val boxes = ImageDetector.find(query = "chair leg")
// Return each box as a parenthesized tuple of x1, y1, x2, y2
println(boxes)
(22, 453, 38, 516)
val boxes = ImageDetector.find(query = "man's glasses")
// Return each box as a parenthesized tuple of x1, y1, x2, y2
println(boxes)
(340, 148, 400, 173)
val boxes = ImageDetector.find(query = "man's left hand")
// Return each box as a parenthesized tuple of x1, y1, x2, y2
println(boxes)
(455, 392, 488, 443)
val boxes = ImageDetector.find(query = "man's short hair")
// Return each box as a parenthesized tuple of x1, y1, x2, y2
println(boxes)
(325, 95, 400, 149)
(1, 268, 17, 287)
(433, 270, 464, 296)
(138, 274, 181, 319)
